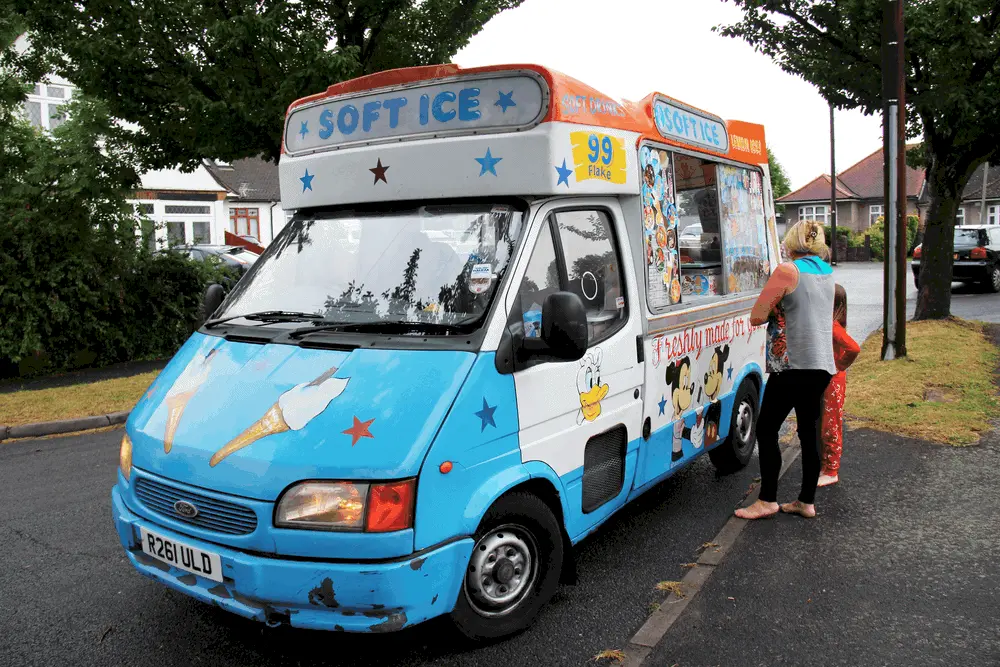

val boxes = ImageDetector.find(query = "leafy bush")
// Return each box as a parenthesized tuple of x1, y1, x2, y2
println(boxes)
(0, 89, 221, 378)
(865, 215, 919, 261)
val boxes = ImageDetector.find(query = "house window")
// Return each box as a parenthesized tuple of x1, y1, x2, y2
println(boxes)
(164, 205, 211, 215)
(23, 83, 74, 131)
(230, 207, 260, 239)
(869, 204, 883, 226)
(140, 219, 157, 251)
(192, 221, 211, 244)
(166, 221, 186, 247)
(135, 203, 154, 216)
(989, 205, 999, 225)
(956, 208, 965, 226)
(798, 205, 828, 224)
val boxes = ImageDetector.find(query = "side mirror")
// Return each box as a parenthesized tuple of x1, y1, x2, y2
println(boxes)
(203, 283, 226, 321)
(541, 291, 588, 361)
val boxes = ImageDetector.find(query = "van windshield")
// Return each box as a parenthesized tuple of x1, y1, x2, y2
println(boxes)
(216, 203, 524, 331)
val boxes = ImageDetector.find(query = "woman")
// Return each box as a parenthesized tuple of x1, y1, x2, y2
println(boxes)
(736, 220, 836, 520)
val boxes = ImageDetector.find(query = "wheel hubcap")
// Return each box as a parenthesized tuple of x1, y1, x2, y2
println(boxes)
(992, 268, 1000, 291)
(464, 525, 537, 617)
(736, 399, 754, 448)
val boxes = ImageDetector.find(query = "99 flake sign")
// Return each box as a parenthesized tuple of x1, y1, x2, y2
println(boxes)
(570, 130, 627, 184)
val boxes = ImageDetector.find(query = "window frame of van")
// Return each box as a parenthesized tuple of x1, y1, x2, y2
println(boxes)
(640, 141, 771, 319)
(541, 205, 629, 347)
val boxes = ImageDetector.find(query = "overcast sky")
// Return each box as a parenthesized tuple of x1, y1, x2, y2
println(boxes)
(454, 0, 885, 190)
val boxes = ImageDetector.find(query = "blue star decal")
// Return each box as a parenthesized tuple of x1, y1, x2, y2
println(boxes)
(475, 398, 497, 432)
(727, 365, 734, 381)
(555, 159, 573, 187)
(299, 121, 309, 140)
(300, 169, 314, 192)
(475, 148, 502, 177)
(658, 395, 668, 416)
(495, 90, 516, 113)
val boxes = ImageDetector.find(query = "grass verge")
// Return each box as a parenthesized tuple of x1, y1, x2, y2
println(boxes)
(0, 371, 158, 428)
(845, 319, 999, 445)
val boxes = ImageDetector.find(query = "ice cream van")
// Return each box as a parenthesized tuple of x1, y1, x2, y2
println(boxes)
(111, 63, 781, 640)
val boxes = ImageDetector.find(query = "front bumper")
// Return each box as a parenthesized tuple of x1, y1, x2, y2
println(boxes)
(111, 486, 473, 632)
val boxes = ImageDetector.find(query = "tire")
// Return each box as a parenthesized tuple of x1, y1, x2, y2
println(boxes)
(708, 380, 759, 474)
(913, 272, 920, 290)
(985, 265, 1000, 293)
(450, 491, 564, 641)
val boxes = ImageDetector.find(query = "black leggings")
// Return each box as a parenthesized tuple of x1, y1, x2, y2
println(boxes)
(757, 370, 832, 505)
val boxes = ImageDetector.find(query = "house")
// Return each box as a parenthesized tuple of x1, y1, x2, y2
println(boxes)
(14, 34, 289, 250)
(955, 163, 1000, 226)
(778, 147, 926, 233)
(130, 158, 289, 250)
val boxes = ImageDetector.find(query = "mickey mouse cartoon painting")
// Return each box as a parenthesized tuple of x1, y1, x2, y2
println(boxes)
(703, 344, 730, 446)
(664, 356, 697, 462)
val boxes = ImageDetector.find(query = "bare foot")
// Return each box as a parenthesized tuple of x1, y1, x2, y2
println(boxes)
(734, 500, 780, 520)
(817, 474, 839, 487)
(780, 500, 817, 518)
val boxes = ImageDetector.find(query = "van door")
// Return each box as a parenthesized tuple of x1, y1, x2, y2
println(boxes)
(507, 198, 643, 542)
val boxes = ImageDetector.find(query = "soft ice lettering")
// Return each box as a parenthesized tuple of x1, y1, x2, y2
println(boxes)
(654, 101, 727, 150)
(308, 86, 485, 142)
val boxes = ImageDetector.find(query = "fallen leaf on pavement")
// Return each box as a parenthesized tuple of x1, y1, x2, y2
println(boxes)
(702, 542, 719, 549)
(656, 581, 687, 598)
(681, 562, 698, 568)
(592, 649, 625, 664)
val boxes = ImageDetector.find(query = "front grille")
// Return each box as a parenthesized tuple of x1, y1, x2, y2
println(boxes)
(134, 477, 258, 536)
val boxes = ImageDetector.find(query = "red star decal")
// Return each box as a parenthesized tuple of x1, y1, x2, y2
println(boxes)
(370, 159, 389, 185)
(342, 416, 375, 446)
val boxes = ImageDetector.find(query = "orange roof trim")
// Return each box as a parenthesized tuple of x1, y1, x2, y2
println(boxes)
(283, 63, 767, 164)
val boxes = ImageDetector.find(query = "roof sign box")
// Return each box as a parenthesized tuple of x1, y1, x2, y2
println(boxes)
(285, 72, 547, 155)
(652, 96, 729, 153)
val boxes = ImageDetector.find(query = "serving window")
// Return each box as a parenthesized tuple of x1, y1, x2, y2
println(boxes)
(641, 144, 770, 312)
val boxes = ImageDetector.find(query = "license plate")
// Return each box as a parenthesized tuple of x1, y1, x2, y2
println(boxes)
(139, 527, 223, 582)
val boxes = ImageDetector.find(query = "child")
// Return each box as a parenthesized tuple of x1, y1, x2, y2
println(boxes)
(817, 284, 861, 487)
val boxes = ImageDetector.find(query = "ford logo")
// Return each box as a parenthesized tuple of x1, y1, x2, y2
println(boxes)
(173, 500, 199, 518)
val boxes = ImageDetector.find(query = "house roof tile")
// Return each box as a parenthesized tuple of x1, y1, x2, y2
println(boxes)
(777, 174, 858, 204)
(204, 158, 281, 202)
(779, 145, 925, 204)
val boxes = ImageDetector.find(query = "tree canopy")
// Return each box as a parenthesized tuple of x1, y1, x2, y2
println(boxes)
(767, 148, 792, 212)
(718, 0, 1000, 319)
(15, 0, 523, 171)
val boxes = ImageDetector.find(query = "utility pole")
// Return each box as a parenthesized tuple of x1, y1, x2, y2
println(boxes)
(979, 162, 988, 225)
(881, 0, 906, 360)
(830, 103, 838, 265)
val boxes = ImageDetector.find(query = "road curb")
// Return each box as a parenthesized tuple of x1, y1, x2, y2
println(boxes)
(0, 410, 129, 442)
(623, 443, 802, 667)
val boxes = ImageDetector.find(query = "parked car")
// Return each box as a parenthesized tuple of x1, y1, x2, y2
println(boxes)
(912, 224, 1000, 292)
(159, 244, 258, 286)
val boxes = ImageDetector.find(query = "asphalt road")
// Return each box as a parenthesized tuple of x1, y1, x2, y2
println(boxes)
(832, 261, 1000, 343)
(0, 428, 761, 667)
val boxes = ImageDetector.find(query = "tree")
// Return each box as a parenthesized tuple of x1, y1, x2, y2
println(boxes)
(767, 148, 792, 214)
(717, 0, 1000, 319)
(15, 0, 524, 171)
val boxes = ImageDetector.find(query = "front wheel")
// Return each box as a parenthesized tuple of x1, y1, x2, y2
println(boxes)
(708, 380, 759, 474)
(450, 492, 563, 641)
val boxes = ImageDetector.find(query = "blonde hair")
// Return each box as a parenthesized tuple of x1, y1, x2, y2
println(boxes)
(783, 220, 828, 258)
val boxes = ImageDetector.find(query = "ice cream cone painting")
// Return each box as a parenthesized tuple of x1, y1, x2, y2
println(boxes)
(209, 366, 349, 467)
(163, 349, 218, 453)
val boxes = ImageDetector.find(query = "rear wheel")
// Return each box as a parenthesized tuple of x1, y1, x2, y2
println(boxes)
(709, 380, 759, 474)
(450, 492, 563, 641)
(985, 265, 1000, 293)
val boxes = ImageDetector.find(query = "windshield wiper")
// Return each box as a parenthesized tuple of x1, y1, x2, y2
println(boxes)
(203, 311, 325, 329)
(287, 320, 477, 339)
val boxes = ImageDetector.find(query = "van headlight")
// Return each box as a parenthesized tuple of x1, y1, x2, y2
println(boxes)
(274, 480, 415, 532)
(119, 433, 133, 481)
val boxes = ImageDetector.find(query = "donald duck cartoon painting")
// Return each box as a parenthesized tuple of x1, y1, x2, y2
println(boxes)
(576, 348, 609, 425)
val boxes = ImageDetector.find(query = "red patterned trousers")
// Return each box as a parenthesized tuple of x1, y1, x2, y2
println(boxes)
(820, 371, 846, 475)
